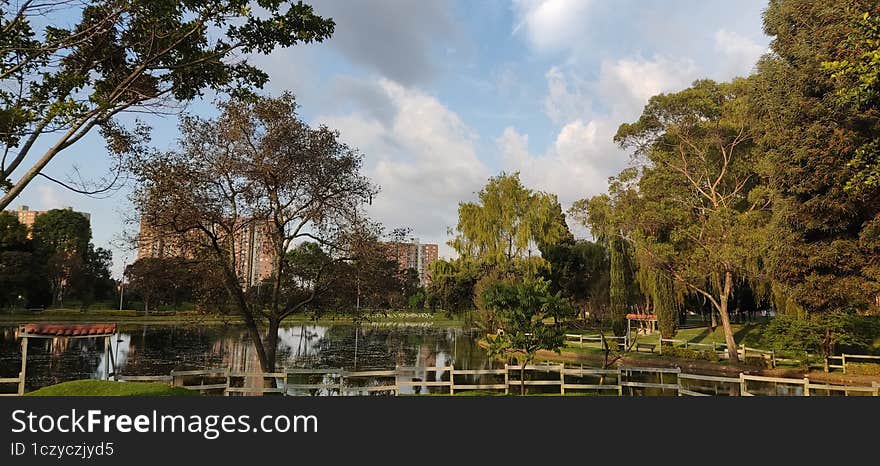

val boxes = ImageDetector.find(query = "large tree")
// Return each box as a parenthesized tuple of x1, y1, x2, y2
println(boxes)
(31, 208, 92, 306)
(754, 0, 880, 315)
(608, 79, 769, 361)
(129, 94, 377, 372)
(450, 172, 571, 271)
(0, 0, 334, 210)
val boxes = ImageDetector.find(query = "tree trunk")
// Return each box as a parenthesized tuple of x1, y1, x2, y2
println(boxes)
(719, 271, 738, 363)
(263, 318, 280, 373)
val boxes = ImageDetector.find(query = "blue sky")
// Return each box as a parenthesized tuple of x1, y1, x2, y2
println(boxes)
(11, 0, 770, 276)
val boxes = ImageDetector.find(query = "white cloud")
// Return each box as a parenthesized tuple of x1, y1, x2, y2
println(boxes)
(498, 119, 624, 208)
(544, 66, 591, 124)
(714, 29, 766, 78)
(37, 185, 63, 210)
(504, 53, 700, 225)
(512, 0, 592, 52)
(316, 79, 490, 258)
(598, 55, 699, 116)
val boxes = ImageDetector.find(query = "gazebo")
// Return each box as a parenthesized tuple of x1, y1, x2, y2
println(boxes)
(625, 313, 658, 347)
(15, 323, 118, 395)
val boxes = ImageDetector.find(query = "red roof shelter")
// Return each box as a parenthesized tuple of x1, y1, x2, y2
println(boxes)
(11, 323, 118, 395)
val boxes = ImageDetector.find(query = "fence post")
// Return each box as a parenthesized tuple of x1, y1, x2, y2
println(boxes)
(18, 337, 27, 396)
(504, 364, 509, 395)
(873, 382, 879, 397)
(824, 356, 829, 373)
(579, 334, 583, 346)
(841, 354, 847, 374)
(771, 350, 776, 369)
(617, 367, 623, 396)
(559, 363, 565, 395)
(739, 373, 747, 396)
(449, 366, 455, 396)
(803, 378, 810, 397)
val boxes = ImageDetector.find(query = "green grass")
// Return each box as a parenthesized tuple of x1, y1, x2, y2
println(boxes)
(25, 380, 200, 397)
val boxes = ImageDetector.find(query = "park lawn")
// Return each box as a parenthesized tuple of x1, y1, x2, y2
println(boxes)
(565, 321, 768, 349)
(25, 380, 200, 397)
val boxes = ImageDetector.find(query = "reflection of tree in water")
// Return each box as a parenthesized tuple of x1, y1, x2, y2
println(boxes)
(289, 325, 490, 372)
(0, 323, 492, 391)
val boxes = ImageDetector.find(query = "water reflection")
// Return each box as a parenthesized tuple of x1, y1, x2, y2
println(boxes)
(0, 323, 489, 392)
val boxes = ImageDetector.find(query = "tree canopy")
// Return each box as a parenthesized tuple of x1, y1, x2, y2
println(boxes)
(0, 0, 335, 210)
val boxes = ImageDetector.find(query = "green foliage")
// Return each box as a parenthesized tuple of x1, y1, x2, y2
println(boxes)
(756, 0, 880, 315)
(31, 209, 91, 257)
(661, 345, 720, 362)
(760, 313, 880, 357)
(482, 277, 576, 368)
(539, 239, 609, 318)
(822, 11, 880, 191)
(450, 172, 571, 269)
(846, 362, 880, 375)
(1, 0, 335, 209)
(407, 290, 426, 310)
(0, 211, 27, 249)
(425, 258, 480, 313)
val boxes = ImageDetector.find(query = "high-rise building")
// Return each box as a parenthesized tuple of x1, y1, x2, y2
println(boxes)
(383, 239, 439, 286)
(7, 205, 91, 235)
(136, 218, 275, 288)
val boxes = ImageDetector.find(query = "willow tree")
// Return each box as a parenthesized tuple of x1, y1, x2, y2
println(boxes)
(570, 172, 639, 336)
(129, 94, 376, 372)
(450, 172, 571, 273)
(612, 79, 770, 362)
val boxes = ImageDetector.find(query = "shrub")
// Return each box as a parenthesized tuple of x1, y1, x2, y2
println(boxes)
(846, 362, 880, 376)
(662, 345, 720, 362)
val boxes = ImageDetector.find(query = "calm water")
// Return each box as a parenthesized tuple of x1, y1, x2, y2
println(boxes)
(0, 323, 492, 393)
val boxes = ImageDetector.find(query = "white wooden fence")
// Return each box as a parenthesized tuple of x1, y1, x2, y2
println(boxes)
(109, 364, 879, 397)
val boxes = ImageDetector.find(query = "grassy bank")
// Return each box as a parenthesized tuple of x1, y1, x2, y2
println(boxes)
(25, 380, 199, 396)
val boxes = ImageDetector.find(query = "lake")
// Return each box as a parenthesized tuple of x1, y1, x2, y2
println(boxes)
(0, 322, 493, 394)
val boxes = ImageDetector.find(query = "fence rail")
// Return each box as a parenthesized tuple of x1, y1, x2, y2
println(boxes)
(89, 364, 880, 397)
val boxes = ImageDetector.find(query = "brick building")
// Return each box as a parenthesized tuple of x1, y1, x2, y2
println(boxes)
(7, 205, 91, 236)
(136, 219, 275, 288)
(383, 239, 439, 286)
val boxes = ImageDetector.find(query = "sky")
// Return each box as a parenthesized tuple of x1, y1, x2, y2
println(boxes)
(10, 0, 771, 277)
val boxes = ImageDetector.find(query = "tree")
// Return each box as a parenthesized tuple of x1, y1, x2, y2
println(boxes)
(125, 257, 193, 314)
(0, 0, 335, 210)
(539, 239, 609, 320)
(31, 208, 92, 306)
(482, 277, 575, 394)
(608, 79, 770, 362)
(450, 172, 570, 271)
(570, 176, 641, 337)
(755, 0, 880, 315)
(0, 250, 33, 307)
(426, 258, 481, 313)
(0, 211, 27, 249)
(822, 9, 880, 191)
(129, 94, 377, 373)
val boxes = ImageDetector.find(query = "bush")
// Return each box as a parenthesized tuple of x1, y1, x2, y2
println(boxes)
(846, 362, 880, 376)
(743, 355, 769, 369)
(661, 345, 720, 362)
